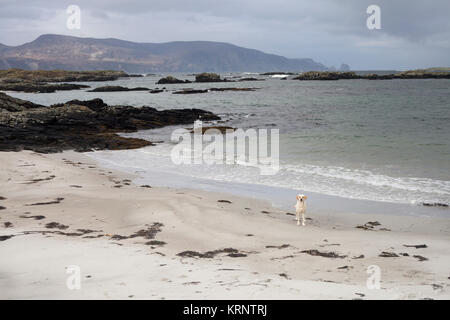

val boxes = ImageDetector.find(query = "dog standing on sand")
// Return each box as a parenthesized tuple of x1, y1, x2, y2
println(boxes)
(294, 194, 308, 226)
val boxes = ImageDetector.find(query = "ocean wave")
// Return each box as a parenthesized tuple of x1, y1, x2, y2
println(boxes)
(88, 146, 450, 206)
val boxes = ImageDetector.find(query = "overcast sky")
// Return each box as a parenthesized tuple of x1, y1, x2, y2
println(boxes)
(1, 0, 449, 70)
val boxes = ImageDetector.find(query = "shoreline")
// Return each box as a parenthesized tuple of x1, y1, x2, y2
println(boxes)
(85, 149, 450, 222)
(1, 150, 449, 299)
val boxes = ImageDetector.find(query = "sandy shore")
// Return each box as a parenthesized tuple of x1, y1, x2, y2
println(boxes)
(0, 150, 449, 299)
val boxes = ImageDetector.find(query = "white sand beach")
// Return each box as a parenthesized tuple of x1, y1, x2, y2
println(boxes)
(0, 151, 449, 299)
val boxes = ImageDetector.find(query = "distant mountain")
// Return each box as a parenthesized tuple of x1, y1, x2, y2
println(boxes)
(0, 34, 327, 73)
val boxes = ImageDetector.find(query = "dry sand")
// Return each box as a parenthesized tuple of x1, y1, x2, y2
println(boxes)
(0, 151, 449, 299)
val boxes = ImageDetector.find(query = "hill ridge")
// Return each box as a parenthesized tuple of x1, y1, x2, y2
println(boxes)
(0, 34, 328, 73)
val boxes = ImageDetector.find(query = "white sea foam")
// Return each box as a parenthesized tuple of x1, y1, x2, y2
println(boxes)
(87, 143, 450, 206)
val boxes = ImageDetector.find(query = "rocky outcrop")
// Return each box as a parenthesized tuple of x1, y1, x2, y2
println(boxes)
(157, 76, 191, 84)
(0, 81, 90, 93)
(0, 92, 220, 153)
(88, 86, 149, 92)
(0, 92, 45, 111)
(0, 69, 130, 82)
(173, 89, 208, 94)
(195, 73, 228, 83)
(293, 71, 361, 80)
(0, 69, 137, 93)
(293, 70, 450, 81)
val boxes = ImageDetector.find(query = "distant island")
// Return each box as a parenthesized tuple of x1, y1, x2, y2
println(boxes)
(0, 34, 328, 73)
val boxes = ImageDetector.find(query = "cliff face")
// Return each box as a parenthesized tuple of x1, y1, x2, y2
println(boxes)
(0, 34, 327, 72)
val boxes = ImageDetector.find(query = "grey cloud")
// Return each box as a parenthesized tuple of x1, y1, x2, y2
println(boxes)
(0, 0, 449, 69)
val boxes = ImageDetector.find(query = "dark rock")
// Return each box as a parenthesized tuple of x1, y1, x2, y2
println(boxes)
(149, 89, 164, 94)
(157, 76, 191, 84)
(0, 69, 129, 82)
(238, 77, 264, 81)
(195, 73, 227, 83)
(218, 200, 232, 203)
(0, 235, 14, 241)
(88, 86, 149, 92)
(421, 202, 449, 208)
(293, 71, 361, 81)
(0, 206, 6, 210)
(293, 70, 450, 81)
(0, 82, 90, 93)
(173, 89, 208, 94)
(0, 93, 219, 153)
(0, 92, 45, 112)
(209, 87, 256, 92)
(3, 222, 13, 228)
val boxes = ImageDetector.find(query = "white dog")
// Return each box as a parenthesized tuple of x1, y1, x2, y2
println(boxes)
(294, 194, 308, 226)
